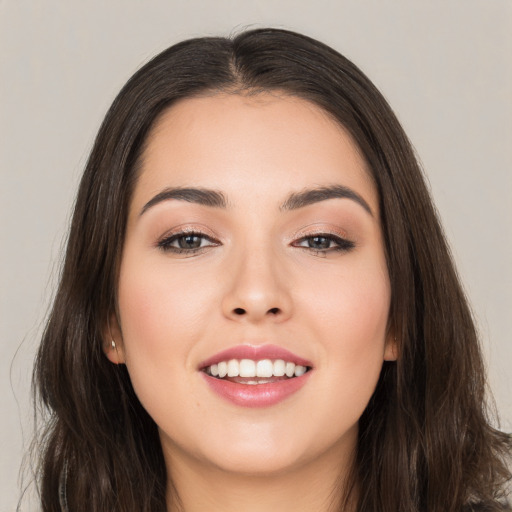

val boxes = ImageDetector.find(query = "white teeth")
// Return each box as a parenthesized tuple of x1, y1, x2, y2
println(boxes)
(256, 359, 273, 378)
(239, 359, 256, 377)
(294, 365, 306, 377)
(285, 362, 295, 378)
(273, 359, 286, 376)
(227, 359, 239, 377)
(205, 359, 310, 379)
(217, 361, 227, 378)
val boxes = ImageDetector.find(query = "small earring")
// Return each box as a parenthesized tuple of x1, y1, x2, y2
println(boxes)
(111, 340, 116, 349)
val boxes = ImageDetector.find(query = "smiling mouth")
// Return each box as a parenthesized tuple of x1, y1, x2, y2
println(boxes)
(203, 358, 312, 385)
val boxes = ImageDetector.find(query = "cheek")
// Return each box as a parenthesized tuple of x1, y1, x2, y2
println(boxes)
(120, 252, 209, 330)
(116, 255, 214, 384)
(304, 256, 390, 399)
(305, 254, 390, 342)
(115, 258, 217, 433)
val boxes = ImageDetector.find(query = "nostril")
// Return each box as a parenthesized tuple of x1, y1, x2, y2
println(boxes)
(233, 308, 246, 315)
(268, 307, 280, 315)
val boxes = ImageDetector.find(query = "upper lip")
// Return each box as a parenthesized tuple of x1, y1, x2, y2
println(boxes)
(198, 344, 313, 370)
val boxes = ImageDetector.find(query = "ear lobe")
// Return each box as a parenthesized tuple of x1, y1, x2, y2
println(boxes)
(103, 314, 126, 364)
(384, 334, 398, 361)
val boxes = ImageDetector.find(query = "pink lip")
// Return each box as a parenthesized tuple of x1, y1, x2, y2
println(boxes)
(198, 344, 313, 408)
(198, 344, 313, 369)
(201, 371, 312, 408)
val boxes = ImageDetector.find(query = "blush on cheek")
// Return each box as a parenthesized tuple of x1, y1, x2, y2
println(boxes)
(323, 280, 390, 380)
(118, 276, 170, 359)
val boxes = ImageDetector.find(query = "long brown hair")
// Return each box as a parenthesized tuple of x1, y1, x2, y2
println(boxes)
(32, 28, 511, 511)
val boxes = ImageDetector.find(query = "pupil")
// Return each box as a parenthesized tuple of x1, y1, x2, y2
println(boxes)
(179, 235, 201, 249)
(309, 236, 330, 249)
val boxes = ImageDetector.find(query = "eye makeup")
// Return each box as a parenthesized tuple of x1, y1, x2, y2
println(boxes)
(156, 227, 220, 256)
(155, 225, 356, 259)
(292, 232, 355, 256)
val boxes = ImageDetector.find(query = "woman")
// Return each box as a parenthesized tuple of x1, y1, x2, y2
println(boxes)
(33, 28, 510, 511)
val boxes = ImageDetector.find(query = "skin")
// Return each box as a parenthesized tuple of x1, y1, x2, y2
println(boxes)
(106, 93, 396, 512)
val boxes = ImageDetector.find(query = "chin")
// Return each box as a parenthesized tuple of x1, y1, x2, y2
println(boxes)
(161, 415, 358, 481)
(204, 443, 311, 477)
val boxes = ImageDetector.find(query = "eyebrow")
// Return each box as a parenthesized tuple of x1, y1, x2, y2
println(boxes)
(139, 184, 373, 217)
(140, 187, 228, 216)
(280, 185, 373, 216)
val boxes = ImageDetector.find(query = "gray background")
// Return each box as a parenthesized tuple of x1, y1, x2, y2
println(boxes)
(1, 1, 511, 510)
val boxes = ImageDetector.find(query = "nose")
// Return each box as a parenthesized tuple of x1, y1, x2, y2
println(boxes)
(221, 246, 293, 324)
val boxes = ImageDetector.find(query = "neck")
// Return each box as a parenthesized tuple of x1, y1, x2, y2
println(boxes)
(163, 438, 358, 512)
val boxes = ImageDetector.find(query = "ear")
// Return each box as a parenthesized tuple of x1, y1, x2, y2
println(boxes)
(103, 313, 126, 365)
(383, 331, 398, 362)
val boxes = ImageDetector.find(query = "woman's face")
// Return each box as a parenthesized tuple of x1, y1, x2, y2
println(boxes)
(109, 93, 395, 477)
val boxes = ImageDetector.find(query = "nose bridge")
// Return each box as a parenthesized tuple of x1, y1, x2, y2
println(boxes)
(222, 235, 292, 322)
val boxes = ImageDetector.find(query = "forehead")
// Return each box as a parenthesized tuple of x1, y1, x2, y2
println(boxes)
(132, 92, 378, 214)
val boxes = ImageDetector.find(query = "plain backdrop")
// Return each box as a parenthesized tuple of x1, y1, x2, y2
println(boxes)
(1, 1, 511, 510)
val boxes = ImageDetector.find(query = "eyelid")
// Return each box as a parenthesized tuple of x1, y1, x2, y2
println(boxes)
(156, 224, 218, 242)
(155, 224, 221, 253)
(289, 224, 357, 255)
(289, 224, 351, 243)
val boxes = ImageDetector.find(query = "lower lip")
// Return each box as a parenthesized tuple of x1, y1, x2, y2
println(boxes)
(201, 372, 312, 408)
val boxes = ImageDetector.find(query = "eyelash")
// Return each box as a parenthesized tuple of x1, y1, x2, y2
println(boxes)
(292, 233, 355, 256)
(157, 231, 355, 256)
(157, 231, 219, 255)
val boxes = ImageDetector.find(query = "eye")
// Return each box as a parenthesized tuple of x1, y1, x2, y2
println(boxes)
(157, 231, 219, 254)
(293, 233, 355, 254)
